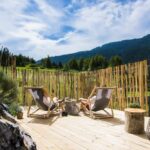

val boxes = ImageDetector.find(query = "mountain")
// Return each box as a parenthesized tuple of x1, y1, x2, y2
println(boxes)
(50, 34, 150, 64)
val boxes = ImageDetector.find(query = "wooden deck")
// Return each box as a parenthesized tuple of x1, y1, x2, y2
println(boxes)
(19, 108, 150, 150)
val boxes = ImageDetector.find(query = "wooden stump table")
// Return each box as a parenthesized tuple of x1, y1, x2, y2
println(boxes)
(65, 99, 80, 116)
(125, 108, 146, 134)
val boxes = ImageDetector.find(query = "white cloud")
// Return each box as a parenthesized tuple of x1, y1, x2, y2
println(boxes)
(0, 0, 150, 60)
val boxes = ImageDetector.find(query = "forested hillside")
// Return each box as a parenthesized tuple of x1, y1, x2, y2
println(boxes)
(50, 34, 150, 64)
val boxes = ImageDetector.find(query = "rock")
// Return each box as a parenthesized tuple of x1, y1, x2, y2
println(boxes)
(0, 103, 16, 123)
(0, 120, 36, 150)
(0, 103, 37, 150)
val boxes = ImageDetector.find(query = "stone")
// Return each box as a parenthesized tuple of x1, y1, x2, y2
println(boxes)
(0, 120, 37, 150)
(0, 103, 37, 150)
(0, 103, 16, 123)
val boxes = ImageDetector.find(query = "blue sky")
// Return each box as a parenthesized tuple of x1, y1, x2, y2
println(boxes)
(0, 0, 150, 60)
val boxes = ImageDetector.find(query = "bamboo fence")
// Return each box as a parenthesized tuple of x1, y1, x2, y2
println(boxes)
(1, 60, 149, 112)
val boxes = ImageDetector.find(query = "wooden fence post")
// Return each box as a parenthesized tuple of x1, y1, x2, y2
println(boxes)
(144, 60, 148, 113)
(139, 61, 144, 109)
(12, 57, 16, 79)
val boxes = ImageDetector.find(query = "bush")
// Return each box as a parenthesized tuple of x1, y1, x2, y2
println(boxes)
(25, 63, 40, 69)
(128, 102, 141, 108)
(9, 102, 22, 116)
(40, 66, 45, 69)
(0, 71, 18, 105)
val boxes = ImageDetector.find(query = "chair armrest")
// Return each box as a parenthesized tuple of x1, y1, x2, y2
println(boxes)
(57, 99, 64, 103)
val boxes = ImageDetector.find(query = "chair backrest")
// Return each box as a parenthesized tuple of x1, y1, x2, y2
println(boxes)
(28, 88, 49, 111)
(91, 88, 113, 111)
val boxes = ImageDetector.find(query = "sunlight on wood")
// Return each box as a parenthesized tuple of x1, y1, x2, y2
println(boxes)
(18, 108, 150, 150)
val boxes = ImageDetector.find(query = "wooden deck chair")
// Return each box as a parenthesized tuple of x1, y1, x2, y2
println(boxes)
(24, 86, 64, 119)
(81, 87, 116, 119)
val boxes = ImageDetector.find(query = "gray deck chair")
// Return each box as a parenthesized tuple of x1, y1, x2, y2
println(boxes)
(82, 87, 116, 119)
(25, 86, 64, 118)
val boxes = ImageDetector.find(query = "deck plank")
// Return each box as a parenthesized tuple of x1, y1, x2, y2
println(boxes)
(19, 109, 150, 150)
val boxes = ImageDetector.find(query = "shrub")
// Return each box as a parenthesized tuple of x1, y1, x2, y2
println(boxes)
(128, 102, 141, 108)
(0, 70, 18, 105)
(9, 102, 22, 116)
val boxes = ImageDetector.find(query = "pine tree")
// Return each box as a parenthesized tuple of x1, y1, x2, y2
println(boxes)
(83, 58, 90, 71)
(45, 55, 51, 68)
(52, 62, 58, 68)
(68, 59, 78, 70)
(63, 64, 69, 71)
(94, 55, 108, 69)
(109, 55, 122, 67)
(58, 62, 63, 68)
(89, 57, 95, 71)
(78, 58, 84, 71)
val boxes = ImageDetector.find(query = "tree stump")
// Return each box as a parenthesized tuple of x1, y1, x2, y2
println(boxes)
(146, 118, 150, 140)
(65, 99, 80, 116)
(125, 108, 145, 134)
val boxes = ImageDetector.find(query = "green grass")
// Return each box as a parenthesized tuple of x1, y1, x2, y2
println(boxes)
(17, 67, 65, 72)
(128, 91, 150, 97)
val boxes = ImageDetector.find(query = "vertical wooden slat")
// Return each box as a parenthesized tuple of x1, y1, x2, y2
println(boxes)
(144, 60, 148, 112)
(139, 61, 144, 108)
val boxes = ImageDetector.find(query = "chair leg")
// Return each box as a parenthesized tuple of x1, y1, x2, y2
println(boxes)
(47, 106, 60, 118)
(104, 109, 113, 116)
(92, 109, 114, 119)
(90, 111, 95, 119)
(28, 107, 41, 118)
(47, 107, 51, 117)
(111, 108, 114, 117)
(28, 103, 64, 119)
(84, 106, 90, 115)
(104, 109, 111, 116)
(102, 109, 114, 118)
(30, 108, 40, 115)
(27, 106, 31, 117)
(59, 102, 65, 112)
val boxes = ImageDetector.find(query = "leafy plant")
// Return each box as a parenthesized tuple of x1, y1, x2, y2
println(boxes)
(128, 102, 141, 108)
(9, 102, 22, 116)
(0, 70, 18, 105)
